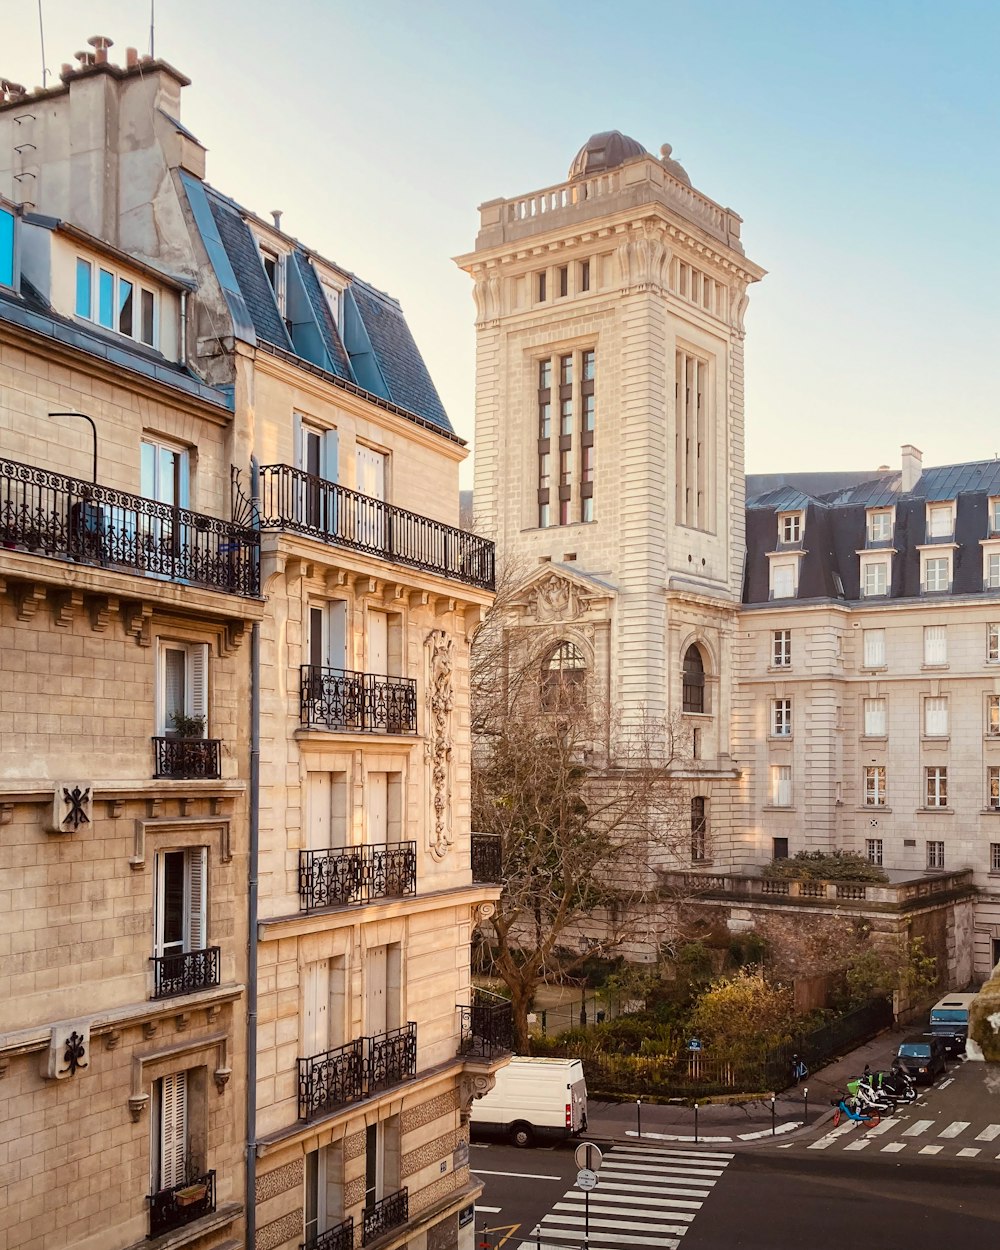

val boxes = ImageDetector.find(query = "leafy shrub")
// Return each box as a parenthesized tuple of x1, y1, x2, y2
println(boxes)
(762, 849, 888, 883)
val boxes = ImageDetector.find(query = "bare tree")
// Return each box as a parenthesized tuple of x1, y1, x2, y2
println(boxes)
(470, 568, 695, 1050)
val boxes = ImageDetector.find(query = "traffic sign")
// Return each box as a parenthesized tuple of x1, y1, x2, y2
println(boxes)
(576, 1167, 598, 1191)
(688, 1037, 703, 1052)
(574, 1142, 604, 1171)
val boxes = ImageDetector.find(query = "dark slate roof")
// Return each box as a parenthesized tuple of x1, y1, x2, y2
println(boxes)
(348, 281, 452, 433)
(289, 250, 353, 379)
(204, 188, 292, 349)
(743, 457, 1000, 607)
(0, 277, 232, 412)
(747, 470, 883, 499)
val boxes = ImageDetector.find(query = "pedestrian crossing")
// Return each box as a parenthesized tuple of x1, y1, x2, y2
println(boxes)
(519, 1143, 733, 1250)
(807, 1113, 1000, 1160)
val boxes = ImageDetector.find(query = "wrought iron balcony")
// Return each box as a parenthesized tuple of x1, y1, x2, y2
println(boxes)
(299, 843, 416, 912)
(255, 463, 494, 590)
(298, 1023, 417, 1121)
(304, 1217, 354, 1250)
(300, 665, 417, 734)
(153, 736, 222, 780)
(459, 988, 513, 1061)
(0, 455, 258, 595)
(362, 1188, 408, 1247)
(150, 947, 221, 999)
(471, 832, 502, 883)
(149, 1169, 216, 1239)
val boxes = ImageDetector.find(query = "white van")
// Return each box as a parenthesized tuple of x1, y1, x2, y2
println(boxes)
(469, 1057, 588, 1147)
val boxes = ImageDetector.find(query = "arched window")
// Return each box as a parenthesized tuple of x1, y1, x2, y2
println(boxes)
(541, 640, 586, 711)
(691, 797, 708, 862)
(682, 645, 706, 713)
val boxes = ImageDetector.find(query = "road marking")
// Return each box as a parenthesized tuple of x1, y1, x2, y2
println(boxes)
(919, 1145, 943, 1155)
(957, 1148, 981, 1158)
(938, 1077, 954, 1089)
(738, 1121, 802, 1140)
(808, 1120, 858, 1149)
(477, 1205, 502, 1213)
(473, 1169, 562, 1180)
(561, 1190, 704, 1210)
(625, 1129, 733, 1143)
(585, 1179, 715, 1198)
(544, 1213, 692, 1241)
(939, 1121, 970, 1138)
(882, 1142, 906, 1153)
(902, 1119, 934, 1137)
(844, 1139, 871, 1151)
(552, 1202, 698, 1223)
(601, 1160, 725, 1178)
(976, 1125, 1000, 1141)
(614, 1144, 734, 1160)
(864, 1117, 899, 1137)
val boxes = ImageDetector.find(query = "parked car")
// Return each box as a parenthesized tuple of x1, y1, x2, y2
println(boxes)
(895, 1034, 948, 1084)
(927, 992, 975, 1058)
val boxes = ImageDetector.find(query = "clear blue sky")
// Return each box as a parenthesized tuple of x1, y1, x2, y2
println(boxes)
(7, 1, 1000, 482)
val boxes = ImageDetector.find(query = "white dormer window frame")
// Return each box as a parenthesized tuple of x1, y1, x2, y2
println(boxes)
(778, 511, 803, 544)
(319, 279, 343, 327)
(926, 501, 954, 540)
(259, 243, 287, 316)
(983, 545, 1000, 590)
(859, 552, 890, 598)
(920, 549, 953, 594)
(989, 497, 1000, 537)
(866, 508, 894, 545)
(74, 254, 159, 348)
(768, 557, 798, 600)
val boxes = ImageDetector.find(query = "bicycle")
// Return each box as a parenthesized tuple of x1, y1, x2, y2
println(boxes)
(831, 1095, 880, 1128)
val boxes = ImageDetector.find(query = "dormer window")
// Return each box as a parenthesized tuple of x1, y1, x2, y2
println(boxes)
(260, 245, 286, 315)
(0, 203, 14, 289)
(989, 498, 1000, 537)
(926, 502, 954, 540)
(320, 280, 342, 327)
(779, 512, 802, 544)
(74, 256, 158, 347)
(770, 559, 797, 599)
(867, 509, 893, 545)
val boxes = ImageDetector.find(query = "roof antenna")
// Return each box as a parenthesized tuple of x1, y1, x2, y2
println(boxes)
(37, 0, 48, 87)
(149, 0, 156, 58)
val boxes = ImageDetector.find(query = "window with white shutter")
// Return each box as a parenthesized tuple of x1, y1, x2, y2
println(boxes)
(157, 641, 209, 736)
(923, 625, 947, 666)
(155, 848, 207, 957)
(862, 629, 886, 668)
(924, 697, 949, 737)
(863, 698, 887, 737)
(770, 765, 792, 807)
(154, 1071, 188, 1191)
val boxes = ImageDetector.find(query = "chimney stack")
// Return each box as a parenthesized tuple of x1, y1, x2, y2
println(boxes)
(126, 47, 139, 68)
(88, 36, 114, 65)
(901, 444, 923, 493)
(271, 210, 283, 231)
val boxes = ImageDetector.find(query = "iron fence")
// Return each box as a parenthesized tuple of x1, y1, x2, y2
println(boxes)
(298, 843, 416, 911)
(300, 665, 417, 734)
(152, 736, 222, 780)
(298, 1023, 417, 1120)
(470, 833, 502, 883)
(148, 1169, 216, 1238)
(303, 1217, 354, 1250)
(458, 988, 513, 1060)
(150, 947, 221, 999)
(256, 463, 494, 589)
(0, 455, 258, 594)
(362, 1188, 408, 1246)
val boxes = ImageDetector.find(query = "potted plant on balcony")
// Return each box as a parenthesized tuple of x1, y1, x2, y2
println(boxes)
(174, 1180, 208, 1207)
(170, 711, 206, 739)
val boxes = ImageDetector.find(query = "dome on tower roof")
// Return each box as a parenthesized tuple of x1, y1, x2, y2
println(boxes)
(568, 131, 647, 180)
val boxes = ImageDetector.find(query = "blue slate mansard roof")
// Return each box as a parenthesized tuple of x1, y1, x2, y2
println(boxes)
(186, 180, 455, 438)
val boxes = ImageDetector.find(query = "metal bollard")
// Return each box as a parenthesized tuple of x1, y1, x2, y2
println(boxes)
(636, 1098, 642, 1140)
(694, 1101, 699, 1144)
(771, 1094, 776, 1136)
(803, 1086, 809, 1125)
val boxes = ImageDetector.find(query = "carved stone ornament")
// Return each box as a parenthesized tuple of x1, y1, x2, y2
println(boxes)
(44, 1021, 90, 1081)
(48, 783, 94, 834)
(527, 573, 590, 624)
(459, 1072, 497, 1121)
(214, 1066, 232, 1094)
(475, 902, 496, 922)
(128, 1092, 150, 1123)
(425, 629, 455, 860)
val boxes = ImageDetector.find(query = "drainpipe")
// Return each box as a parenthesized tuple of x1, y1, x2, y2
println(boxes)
(179, 291, 188, 368)
(245, 456, 261, 1249)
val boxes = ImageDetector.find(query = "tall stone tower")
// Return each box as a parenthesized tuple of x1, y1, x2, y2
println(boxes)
(456, 131, 764, 860)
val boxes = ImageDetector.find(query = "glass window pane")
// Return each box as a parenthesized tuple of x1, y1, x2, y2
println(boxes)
(75, 258, 92, 318)
(0, 207, 13, 288)
(160, 851, 186, 951)
(98, 269, 115, 327)
(118, 278, 134, 336)
(141, 289, 155, 345)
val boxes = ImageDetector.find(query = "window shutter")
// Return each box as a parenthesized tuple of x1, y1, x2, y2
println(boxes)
(188, 643, 209, 729)
(187, 848, 207, 951)
(323, 429, 339, 484)
(163, 647, 185, 733)
(159, 1071, 188, 1189)
(293, 413, 303, 468)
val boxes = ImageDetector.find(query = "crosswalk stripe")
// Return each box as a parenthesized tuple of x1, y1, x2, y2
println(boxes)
(976, 1125, 1000, 1141)
(919, 1145, 943, 1155)
(613, 1144, 735, 1161)
(603, 1157, 726, 1173)
(560, 1191, 705, 1210)
(957, 1148, 981, 1158)
(843, 1140, 871, 1151)
(882, 1142, 906, 1153)
(863, 1117, 898, 1137)
(538, 1225, 683, 1247)
(549, 1205, 695, 1228)
(600, 1163, 725, 1180)
(939, 1121, 970, 1138)
(902, 1119, 934, 1137)
(575, 1180, 712, 1200)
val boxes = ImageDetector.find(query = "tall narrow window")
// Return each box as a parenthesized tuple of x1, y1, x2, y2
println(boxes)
(987, 695, 1000, 737)
(866, 838, 883, 866)
(863, 629, 886, 668)
(75, 258, 93, 318)
(771, 698, 792, 737)
(862, 559, 888, 597)
(986, 551, 1000, 589)
(98, 268, 115, 327)
(990, 499, 1000, 537)
(690, 798, 707, 862)
(580, 349, 595, 522)
(923, 555, 951, 593)
(157, 641, 209, 737)
(990, 624, 1000, 663)
(541, 641, 586, 711)
(682, 645, 706, 713)
(155, 847, 207, 962)
(579, 259, 591, 292)
(140, 288, 156, 346)
(770, 766, 792, 807)
(558, 354, 573, 525)
(152, 1071, 189, 1193)
(867, 510, 893, 544)
(770, 561, 796, 599)
(863, 698, 887, 736)
(989, 766, 1000, 811)
(926, 841, 945, 870)
(536, 271, 547, 302)
(537, 359, 552, 528)
(0, 204, 13, 289)
(924, 696, 949, 737)
(558, 265, 568, 298)
(864, 766, 886, 806)
(675, 350, 711, 530)
(772, 630, 791, 667)
(925, 766, 948, 808)
(118, 277, 134, 337)
(923, 625, 947, 666)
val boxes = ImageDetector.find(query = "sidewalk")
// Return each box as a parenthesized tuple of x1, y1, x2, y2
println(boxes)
(582, 1030, 904, 1146)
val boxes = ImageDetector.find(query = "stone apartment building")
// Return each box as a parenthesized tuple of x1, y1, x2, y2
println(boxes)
(1, 37, 505, 1250)
(459, 132, 986, 989)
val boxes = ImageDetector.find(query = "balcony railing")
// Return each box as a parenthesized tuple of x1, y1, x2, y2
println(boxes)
(471, 832, 503, 883)
(0, 456, 259, 595)
(459, 988, 513, 1061)
(304, 1217, 354, 1250)
(153, 736, 222, 780)
(301, 665, 417, 734)
(362, 1189, 408, 1247)
(299, 843, 416, 911)
(149, 1169, 216, 1239)
(298, 1023, 417, 1120)
(150, 947, 221, 999)
(256, 463, 494, 590)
